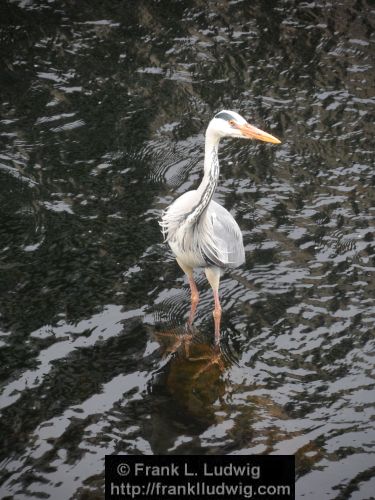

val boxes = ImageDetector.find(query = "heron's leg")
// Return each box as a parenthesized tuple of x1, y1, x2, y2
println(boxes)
(205, 266, 222, 345)
(176, 258, 199, 327)
(187, 275, 200, 327)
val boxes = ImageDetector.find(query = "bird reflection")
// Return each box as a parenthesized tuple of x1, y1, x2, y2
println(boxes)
(153, 326, 228, 381)
(150, 326, 322, 467)
(154, 328, 194, 359)
(152, 326, 229, 425)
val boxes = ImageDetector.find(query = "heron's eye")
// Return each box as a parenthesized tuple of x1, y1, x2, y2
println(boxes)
(229, 119, 237, 127)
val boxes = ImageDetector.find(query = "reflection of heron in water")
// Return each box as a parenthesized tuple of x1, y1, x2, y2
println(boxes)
(152, 327, 228, 424)
(152, 328, 322, 470)
(155, 327, 226, 377)
(161, 110, 281, 345)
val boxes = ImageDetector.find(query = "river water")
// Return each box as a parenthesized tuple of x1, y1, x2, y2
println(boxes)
(0, 1, 374, 499)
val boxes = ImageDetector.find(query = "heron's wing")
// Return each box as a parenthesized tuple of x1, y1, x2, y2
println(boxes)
(160, 193, 245, 269)
(198, 200, 245, 268)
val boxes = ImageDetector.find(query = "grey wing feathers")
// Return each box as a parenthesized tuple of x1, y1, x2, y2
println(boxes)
(160, 193, 245, 270)
(198, 200, 245, 268)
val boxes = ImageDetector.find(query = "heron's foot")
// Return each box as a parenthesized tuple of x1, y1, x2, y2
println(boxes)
(189, 345, 225, 379)
(155, 330, 194, 357)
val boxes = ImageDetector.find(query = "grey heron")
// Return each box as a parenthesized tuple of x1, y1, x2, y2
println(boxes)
(160, 110, 281, 345)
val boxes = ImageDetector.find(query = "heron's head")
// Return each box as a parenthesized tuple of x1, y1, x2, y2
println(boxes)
(208, 110, 281, 144)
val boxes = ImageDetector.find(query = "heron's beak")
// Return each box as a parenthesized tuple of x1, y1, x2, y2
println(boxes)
(239, 123, 281, 144)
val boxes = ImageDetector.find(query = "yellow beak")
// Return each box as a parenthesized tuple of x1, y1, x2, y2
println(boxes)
(239, 123, 281, 144)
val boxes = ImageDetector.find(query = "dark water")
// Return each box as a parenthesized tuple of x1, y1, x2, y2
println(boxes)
(1, 0, 374, 498)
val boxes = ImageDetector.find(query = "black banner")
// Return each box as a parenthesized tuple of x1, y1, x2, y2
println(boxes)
(105, 455, 295, 500)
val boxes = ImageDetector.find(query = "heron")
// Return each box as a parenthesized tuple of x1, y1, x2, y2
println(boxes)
(160, 110, 281, 346)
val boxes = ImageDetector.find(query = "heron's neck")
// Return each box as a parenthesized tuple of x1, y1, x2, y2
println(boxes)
(185, 130, 220, 225)
(204, 130, 220, 176)
(198, 130, 221, 201)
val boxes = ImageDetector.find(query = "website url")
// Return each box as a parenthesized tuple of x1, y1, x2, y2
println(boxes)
(110, 481, 291, 499)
